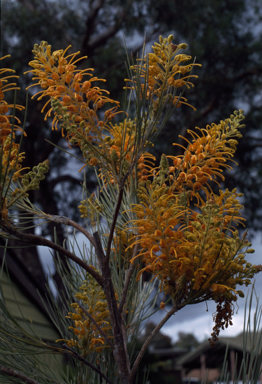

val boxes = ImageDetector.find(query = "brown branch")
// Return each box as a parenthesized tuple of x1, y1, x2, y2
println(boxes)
(62, 344, 113, 384)
(49, 174, 96, 190)
(16, 0, 35, 12)
(105, 185, 125, 264)
(102, 269, 131, 380)
(46, 215, 97, 248)
(122, 322, 130, 374)
(93, 231, 130, 377)
(89, 0, 105, 18)
(77, 300, 114, 349)
(82, 0, 106, 49)
(100, 27, 160, 79)
(94, 228, 131, 380)
(244, 136, 262, 141)
(199, 96, 217, 118)
(178, 96, 217, 148)
(93, 231, 106, 269)
(88, 25, 122, 52)
(129, 304, 181, 383)
(1, 223, 104, 288)
(104, 141, 147, 265)
(233, 66, 262, 81)
(0, 364, 41, 384)
(243, 144, 262, 150)
(84, 0, 133, 53)
(118, 243, 139, 315)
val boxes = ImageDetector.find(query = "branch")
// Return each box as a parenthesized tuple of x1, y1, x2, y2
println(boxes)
(16, 0, 35, 12)
(77, 300, 114, 349)
(129, 304, 181, 383)
(0, 223, 104, 288)
(46, 215, 97, 248)
(49, 174, 96, 190)
(89, 0, 105, 19)
(242, 144, 262, 150)
(62, 344, 113, 384)
(100, 27, 160, 79)
(84, 0, 133, 53)
(243, 136, 262, 141)
(82, 0, 106, 49)
(104, 145, 146, 264)
(121, 322, 130, 375)
(88, 25, 122, 52)
(178, 96, 217, 147)
(0, 364, 41, 384)
(233, 66, 262, 81)
(118, 243, 139, 314)
(93, 231, 106, 258)
(95, 224, 131, 379)
(105, 185, 125, 264)
(198, 96, 217, 118)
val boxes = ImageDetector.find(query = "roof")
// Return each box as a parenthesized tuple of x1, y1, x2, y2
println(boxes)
(149, 346, 188, 359)
(176, 333, 259, 370)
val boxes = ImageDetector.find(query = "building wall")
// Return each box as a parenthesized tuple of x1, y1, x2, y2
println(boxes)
(0, 270, 63, 370)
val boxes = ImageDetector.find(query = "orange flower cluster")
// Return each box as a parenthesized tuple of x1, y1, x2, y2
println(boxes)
(0, 57, 50, 224)
(125, 34, 201, 111)
(0, 56, 26, 221)
(26, 42, 123, 168)
(26, 42, 156, 184)
(97, 119, 156, 184)
(61, 272, 112, 357)
(0, 56, 25, 183)
(130, 185, 253, 298)
(26, 41, 119, 129)
(167, 111, 245, 196)
(127, 111, 260, 342)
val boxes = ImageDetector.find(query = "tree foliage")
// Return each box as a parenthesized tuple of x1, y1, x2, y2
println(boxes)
(174, 332, 199, 351)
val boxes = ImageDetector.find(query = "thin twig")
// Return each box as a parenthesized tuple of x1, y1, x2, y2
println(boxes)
(105, 185, 124, 264)
(119, 243, 139, 314)
(47, 215, 97, 248)
(1, 223, 104, 288)
(93, 231, 130, 379)
(93, 231, 106, 271)
(129, 304, 181, 383)
(0, 364, 41, 384)
(104, 141, 148, 266)
(93, 227, 130, 379)
(122, 322, 131, 372)
(62, 344, 114, 384)
(77, 300, 114, 349)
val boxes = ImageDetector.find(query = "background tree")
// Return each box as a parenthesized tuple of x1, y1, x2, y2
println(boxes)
(1, 0, 262, 293)
(139, 322, 172, 350)
(174, 332, 200, 351)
